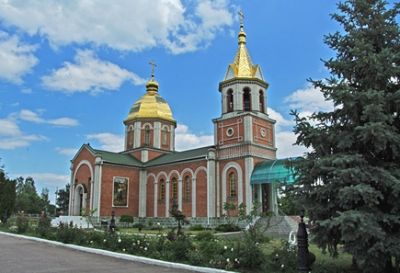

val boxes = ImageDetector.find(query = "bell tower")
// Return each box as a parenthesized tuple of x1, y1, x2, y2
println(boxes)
(213, 12, 276, 214)
(123, 62, 176, 162)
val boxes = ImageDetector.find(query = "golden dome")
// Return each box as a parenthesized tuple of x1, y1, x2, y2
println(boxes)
(124, 77, 175, 124)
(223, 12, 264, 81)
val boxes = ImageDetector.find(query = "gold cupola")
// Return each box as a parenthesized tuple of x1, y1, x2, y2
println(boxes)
(223, 11, 264, 81)
(124, 69, 175, 124)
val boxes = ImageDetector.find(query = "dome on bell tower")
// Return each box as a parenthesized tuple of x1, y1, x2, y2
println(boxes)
(124, 75, 175, 124)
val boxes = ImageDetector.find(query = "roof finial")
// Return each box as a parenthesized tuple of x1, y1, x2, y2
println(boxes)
(149, 60, 157, 79)
(238, 9, 244, 30)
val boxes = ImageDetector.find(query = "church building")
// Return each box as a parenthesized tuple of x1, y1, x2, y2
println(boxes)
(68, 19, 290, 220)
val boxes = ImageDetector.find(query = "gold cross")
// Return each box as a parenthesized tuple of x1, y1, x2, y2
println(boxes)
(149, 60, 157, 78)
(238, 10, 244, 27)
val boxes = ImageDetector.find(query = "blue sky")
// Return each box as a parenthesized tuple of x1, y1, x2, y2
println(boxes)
(0, 0, 342, 202)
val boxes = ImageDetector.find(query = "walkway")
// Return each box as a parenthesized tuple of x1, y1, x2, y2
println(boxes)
(0, 233, 195, 273)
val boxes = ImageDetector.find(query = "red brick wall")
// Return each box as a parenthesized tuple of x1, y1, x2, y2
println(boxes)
(216, 117, 244, 146)
(157, 174, 167, 217)
(196, 169, 207, 217)
(100, 164, 140, 217)
(146, 176, 155, 217)
(147, 160, 207, 217)
(252, 117, 274, 147)
(181, 173, 192, 216)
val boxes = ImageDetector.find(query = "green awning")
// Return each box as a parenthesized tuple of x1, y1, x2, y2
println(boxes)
(250, 158, 299, 185)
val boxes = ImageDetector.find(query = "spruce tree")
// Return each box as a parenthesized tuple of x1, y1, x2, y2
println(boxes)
(291, 1, 400, 272)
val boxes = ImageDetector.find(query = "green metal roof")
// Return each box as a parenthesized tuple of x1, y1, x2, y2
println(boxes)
(250, 158, 299, 185)
(144, 146, 213, 167)
(93, 149, 143, 166)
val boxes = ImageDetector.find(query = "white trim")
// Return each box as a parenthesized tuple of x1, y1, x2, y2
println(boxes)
(153, 121, 161, 149)
(191, 177, 196, 217)
(141, 150, 148, 162)
(170, 125, 175, 151)
(178, 178, 183, 210)
(194, 166, 207, 177)
(138, 170, 147, 217)
(216, 162, 220, 217)
(245, 157, 254, 214)
(73, 160, 94, 183)
(133, 121, 141, 148)
(167, 170, 181, 181)
(180, 168, 194, 178)
(73, 184, 85, 215)
(156, 171, 168, 181)
(111, 176, 129, 208)
(165, 179, 170, 217)
(141, 122, 153, 129)
(68, 166, 74, 215)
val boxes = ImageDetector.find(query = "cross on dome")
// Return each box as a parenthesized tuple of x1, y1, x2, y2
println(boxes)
(149, 60, 157, 79)
(238, 10, 244, 28)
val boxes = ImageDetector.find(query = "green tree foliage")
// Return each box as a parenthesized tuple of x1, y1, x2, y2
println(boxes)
(0, 164, 16, 223)
(56, 183, 70, 214)
(15, 177, 44, 214)
(291, 1, 400, 272)
(277, 186, 298, 216)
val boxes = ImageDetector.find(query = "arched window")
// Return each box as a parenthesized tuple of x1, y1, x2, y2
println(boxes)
(243, 88, 251, 111)
(259, 90, 265, 113)
(159, 179, 165, 200)
(229, 172, 237, 198)
(161, 127, 168, 146)
(227, 89, 234, 112)
(171, 177, 178, 200)
(184, 176, 191, 201)
(144, 125, 151, 146)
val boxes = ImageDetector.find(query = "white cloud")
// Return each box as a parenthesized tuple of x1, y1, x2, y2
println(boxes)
(12, 172, 69, 190)
(19, 109, 44, 123)
(0, 118, 46, 149)
(42, 50, 146, 93)
(175, 123, 214, 151)
(0, 31, 38, 83)
(284, 84, 334, 114)
(48, 118, 79, 127)
(0, 118, 21, 136)
(275, 131, 310, 158)
(86, 133, 124, 152)
(21, 88, 32, 94)
(55, 147, 78, 156)
(18, 109, 79, 127)
(267, 107, 293, 128)
(0, 0, 234, 54)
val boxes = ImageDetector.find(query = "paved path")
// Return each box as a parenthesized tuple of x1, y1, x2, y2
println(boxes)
(0, 233, 195, 273)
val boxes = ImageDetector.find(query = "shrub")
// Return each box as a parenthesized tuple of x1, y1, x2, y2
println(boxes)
(215, 223, 241, 232)
(189, 224, 204, 231)
(36, 214, 52, 238)
(194, 230, 215, 241)
(16, 213, 29, 234)
(56, 222, 85, 244)
(119, 215, 133, 223)
(132, 223, 144, 230)
(167, 235, 193, 262)
(264, 240, 297, 273)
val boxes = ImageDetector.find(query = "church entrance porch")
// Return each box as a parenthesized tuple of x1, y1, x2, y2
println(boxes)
(250, 158, 298, 215)
(72, 184, 87, 216)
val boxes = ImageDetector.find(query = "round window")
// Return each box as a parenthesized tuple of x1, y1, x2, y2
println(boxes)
(260, 128, 267, 137)
(226, 127, 234, 137)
